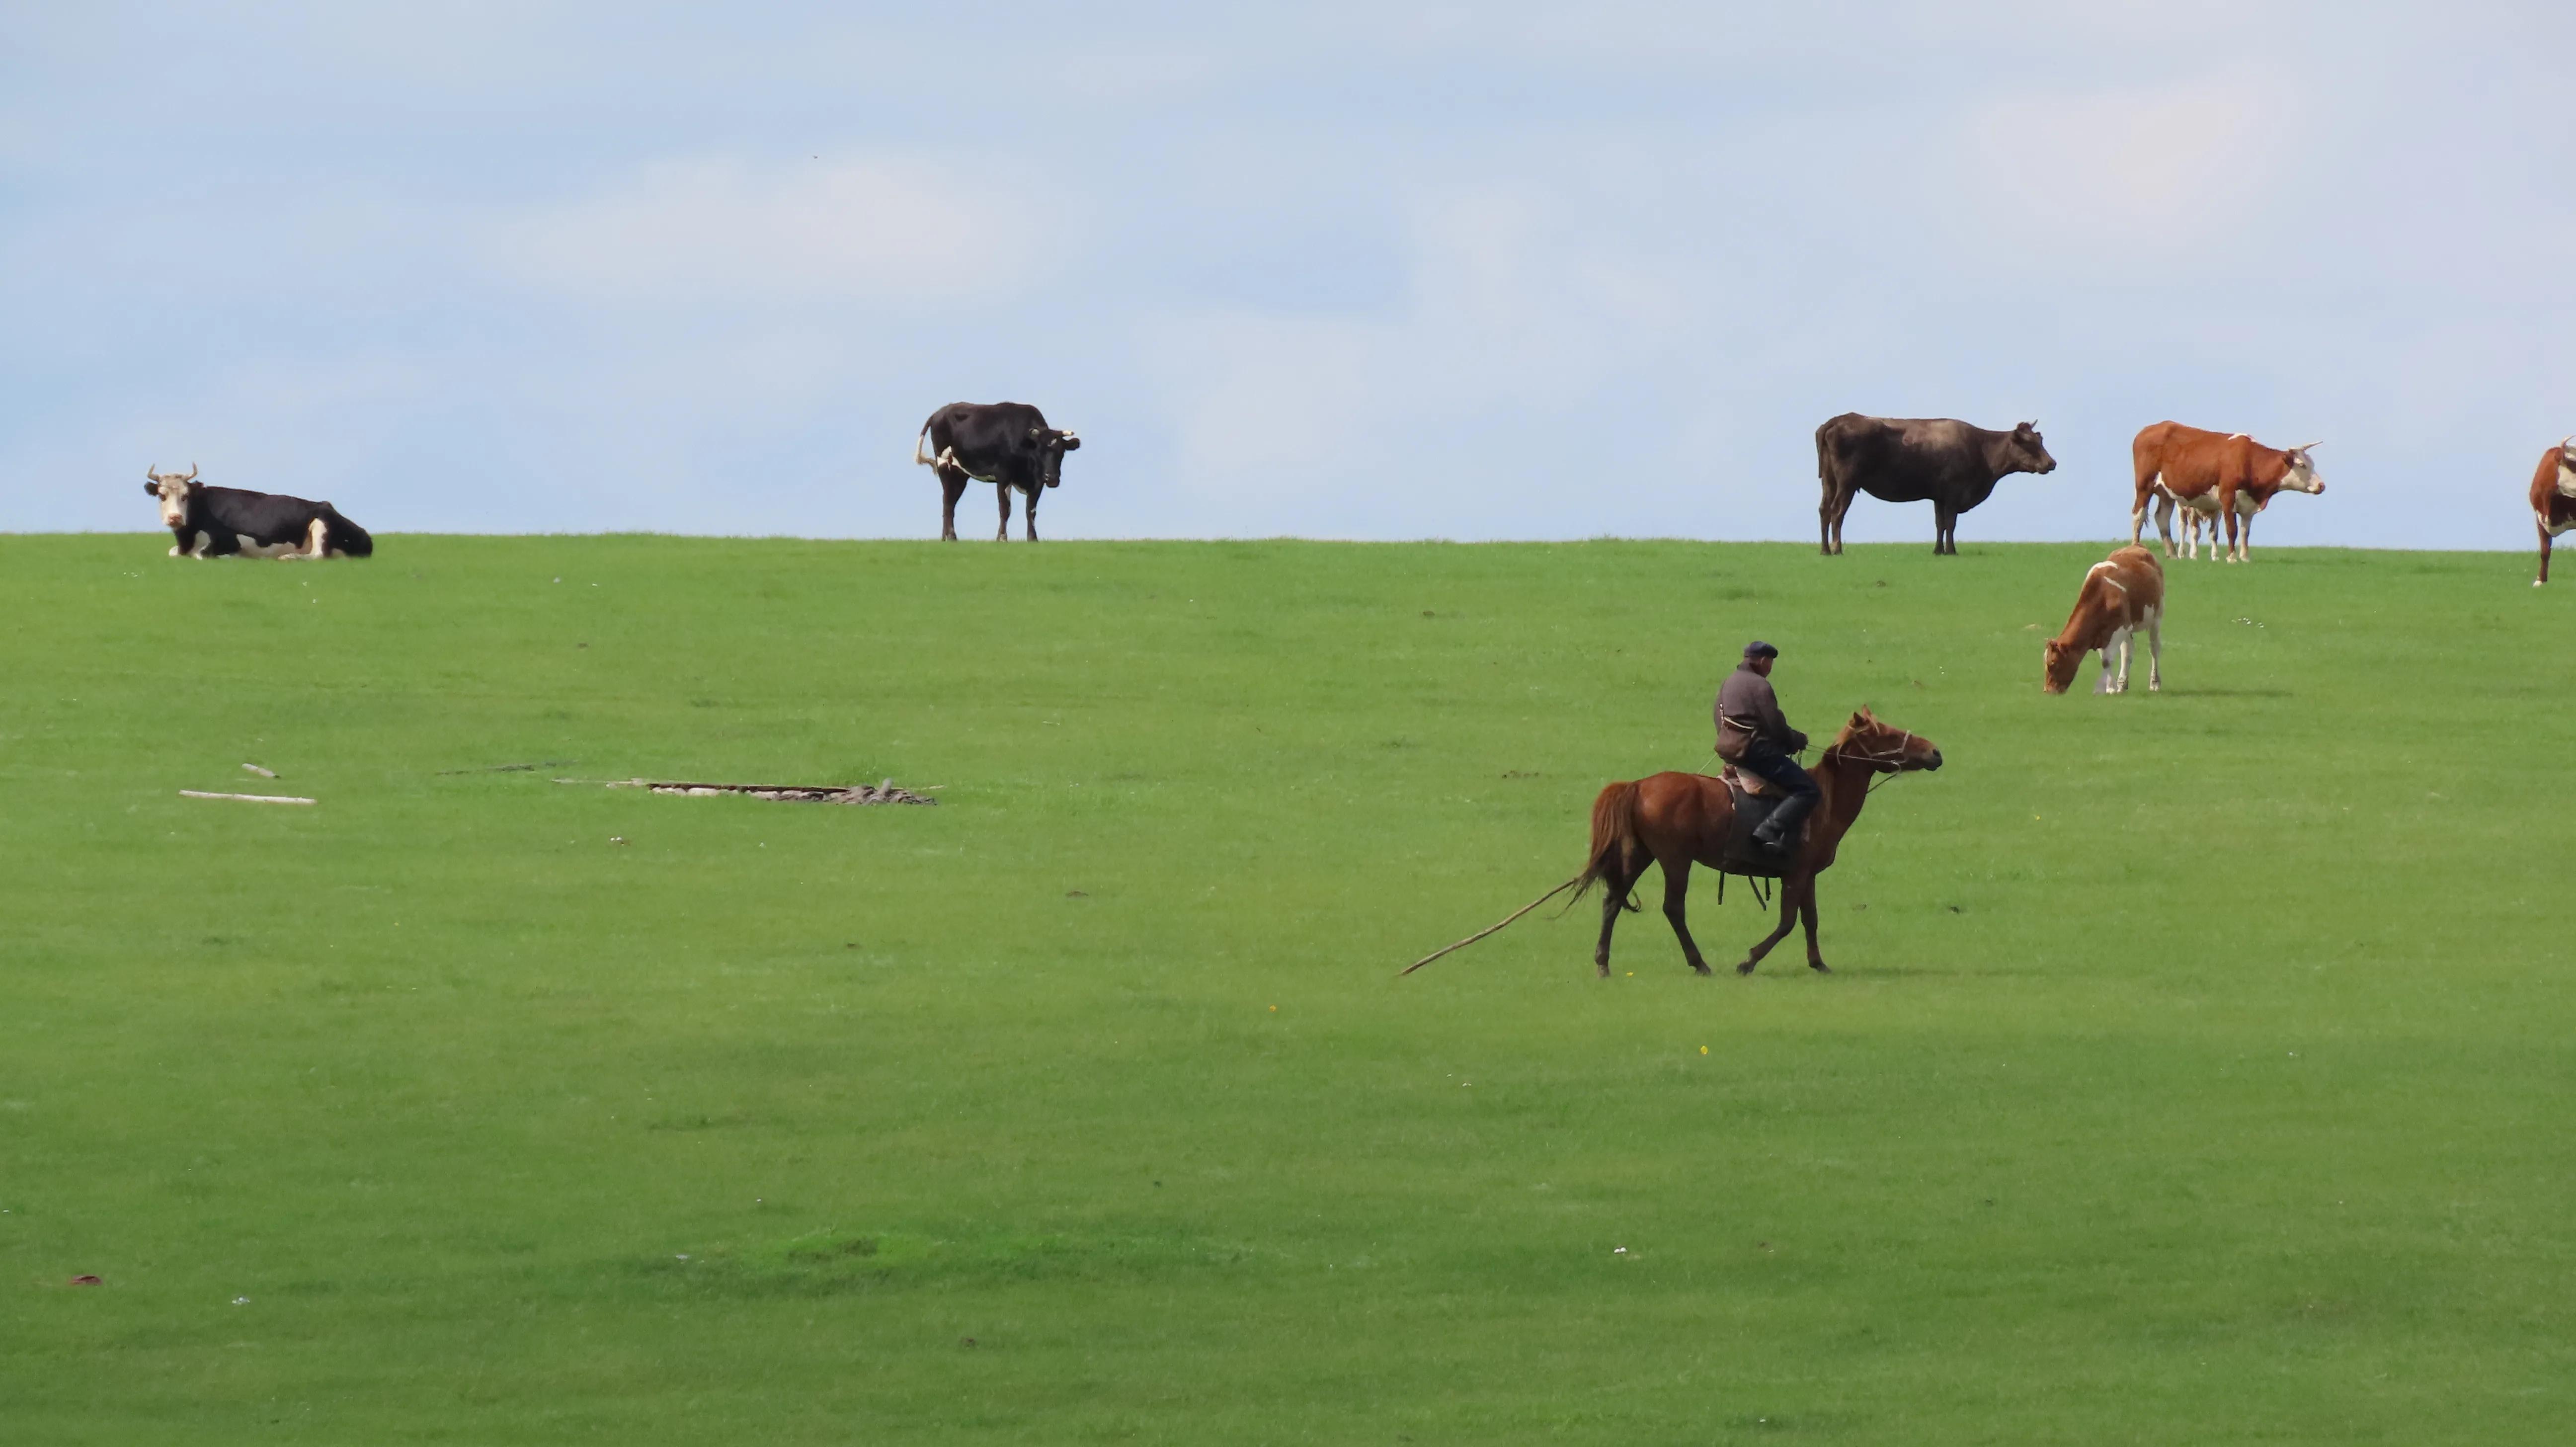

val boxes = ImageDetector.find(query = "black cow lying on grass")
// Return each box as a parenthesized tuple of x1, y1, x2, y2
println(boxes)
(145, 465, 373, 560)
(913, 402, 1081, 541)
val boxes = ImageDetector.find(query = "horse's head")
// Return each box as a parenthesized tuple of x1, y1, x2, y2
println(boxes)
(1825, 706, 1943, 774)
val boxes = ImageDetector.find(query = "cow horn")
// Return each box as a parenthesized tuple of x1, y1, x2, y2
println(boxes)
(2295, 441, 2320, 454)
(2559, 434, 2573, 450)
(184, 462, 198, 480)
(146, 464, 158, 481)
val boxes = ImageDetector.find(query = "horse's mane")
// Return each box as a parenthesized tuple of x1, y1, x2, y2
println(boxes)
(1819, 709, 1880, 764)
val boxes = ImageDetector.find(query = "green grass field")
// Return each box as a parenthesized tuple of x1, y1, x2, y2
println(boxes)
(4, 534, 2570, 1444)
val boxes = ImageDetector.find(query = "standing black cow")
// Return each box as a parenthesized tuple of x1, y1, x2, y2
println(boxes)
(913, 402, 1081, 541)
(1814, 414, 2056, 555)
(144, 464, 373, 560)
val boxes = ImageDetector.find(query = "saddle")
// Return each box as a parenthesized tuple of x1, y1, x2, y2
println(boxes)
(1717, 768, 1794, 879)
(1720, 764, 1778, 799)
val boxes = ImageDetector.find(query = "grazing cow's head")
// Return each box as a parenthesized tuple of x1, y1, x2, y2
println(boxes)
(1033, 427, 1080, 488)
(2042, 638, 2084, 694)
(2555, 436, 2574, 497)
(143, 464, 200, 527)
(2273, 442, 2324, 495)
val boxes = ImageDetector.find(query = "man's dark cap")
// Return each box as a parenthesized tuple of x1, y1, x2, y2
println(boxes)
(1744, 641, 1779, 659)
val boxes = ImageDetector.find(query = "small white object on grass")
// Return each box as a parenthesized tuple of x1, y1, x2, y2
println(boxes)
(181, 791, 315, 805)
(242, 763, 276, 778)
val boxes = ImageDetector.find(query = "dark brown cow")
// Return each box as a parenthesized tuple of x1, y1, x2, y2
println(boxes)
(2530, 436, 2576, 586)
(2129, 422, 2323, 563)
(2044, 546, 2164, 695)
(1816, 414, 2055, 555)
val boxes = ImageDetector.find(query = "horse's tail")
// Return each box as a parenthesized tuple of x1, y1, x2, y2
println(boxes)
(1570, 780, 1643, 912)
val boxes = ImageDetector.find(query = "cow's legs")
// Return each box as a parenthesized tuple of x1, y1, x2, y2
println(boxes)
(2146, 609, 2162, 692)
(1022, 485, 1040, 542)
(2152, 495, 2178, 557)
(1656, 855, 1713, 975)
(1933, 502, 1957, 555)
(2093, 628, 2126, 693)
(994, 483, 1015, 542)
(938, 467, 969, 541)
(1820, 484, 1854, 556)
(2539, 518, 2554, 586)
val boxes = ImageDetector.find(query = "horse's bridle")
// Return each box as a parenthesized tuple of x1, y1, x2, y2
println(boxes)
(1825, 727, 1931, 792)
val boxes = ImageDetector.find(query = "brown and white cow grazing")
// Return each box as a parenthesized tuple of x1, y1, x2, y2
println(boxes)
(2045, 546, 2164, 695)
(2530, 435, 2576, 586)
(2129, 422, 2323, 563)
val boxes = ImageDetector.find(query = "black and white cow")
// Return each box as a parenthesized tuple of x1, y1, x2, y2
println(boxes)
(913, 402, 1081, 541)
(145, 465, 373, 560)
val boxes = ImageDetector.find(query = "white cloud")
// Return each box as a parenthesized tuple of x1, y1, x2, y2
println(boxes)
(8, 2, 2576, 544)
(1963, 75, 2294, 263)
(484, 155, 1057, 307)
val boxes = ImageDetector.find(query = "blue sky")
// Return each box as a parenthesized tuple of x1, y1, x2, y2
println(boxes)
(5, 2, 2571, 545)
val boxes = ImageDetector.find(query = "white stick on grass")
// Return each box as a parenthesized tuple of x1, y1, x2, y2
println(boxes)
(180, 790, 316, 805)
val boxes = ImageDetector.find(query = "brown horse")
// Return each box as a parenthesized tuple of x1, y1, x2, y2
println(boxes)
(1571, 708, 1942, 976)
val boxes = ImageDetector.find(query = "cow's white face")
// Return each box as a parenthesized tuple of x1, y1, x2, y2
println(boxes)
(2556, 448, 2576, 498)
(2280, 449, 2324, 494)
(144, 466, 200, 527)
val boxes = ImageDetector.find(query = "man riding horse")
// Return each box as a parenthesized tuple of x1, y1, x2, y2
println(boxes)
(1714, 641, 1816, 857)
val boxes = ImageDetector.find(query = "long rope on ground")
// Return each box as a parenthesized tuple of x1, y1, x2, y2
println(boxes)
(1401, 874, 1584, 975)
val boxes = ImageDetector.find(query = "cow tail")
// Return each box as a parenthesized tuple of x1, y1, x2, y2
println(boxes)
(913, 418, 934, 467)
(1569, 780, 1643, 913)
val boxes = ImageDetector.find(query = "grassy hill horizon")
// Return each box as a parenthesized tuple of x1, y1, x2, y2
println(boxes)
(4, 535, 2568, 1443)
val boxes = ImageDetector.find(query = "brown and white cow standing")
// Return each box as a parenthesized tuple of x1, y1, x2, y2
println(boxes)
(2129, 422, 2324, 563)
(2044, 546, 2165, 695)
(2168, 488, 2256, 562)
(2530, 435, 2576, 586)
